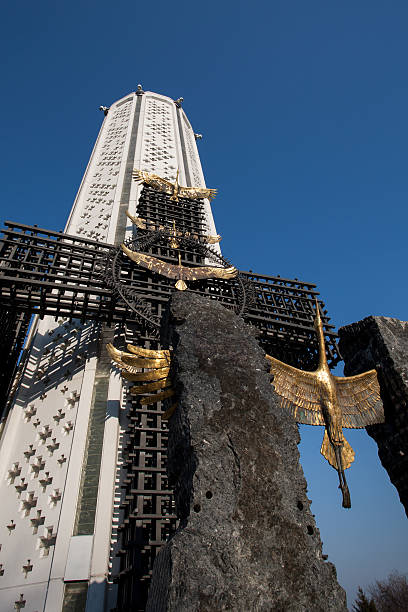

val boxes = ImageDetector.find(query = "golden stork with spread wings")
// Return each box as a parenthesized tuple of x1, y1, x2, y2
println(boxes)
(121, 244, 237, 291)
(266, 301, 384, 508)
(133, 169, 217, 202)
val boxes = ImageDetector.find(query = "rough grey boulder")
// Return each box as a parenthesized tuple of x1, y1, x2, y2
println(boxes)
(339, 315, 408, 516)
(146, 292, 347, 611)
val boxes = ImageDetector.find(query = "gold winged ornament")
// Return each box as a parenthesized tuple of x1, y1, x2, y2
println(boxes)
(121, 244, 237, 291)
(106, 343, 177, 418)
(133, 169, 217, 202)
(125, 211, 222, 244)
(266, 301, 384, 508)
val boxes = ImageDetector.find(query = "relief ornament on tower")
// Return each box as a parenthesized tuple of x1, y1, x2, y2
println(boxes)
(99, 170, 245, 330)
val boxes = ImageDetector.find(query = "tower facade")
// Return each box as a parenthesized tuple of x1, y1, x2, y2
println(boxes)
(0, 89, 216, 611)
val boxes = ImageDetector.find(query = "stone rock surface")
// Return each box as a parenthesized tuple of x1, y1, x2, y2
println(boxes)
(339, 315, 408, 516)
(146, 292, 347, 612)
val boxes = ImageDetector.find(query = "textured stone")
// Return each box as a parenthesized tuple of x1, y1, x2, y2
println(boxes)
(146, 292, 347, 612)
(339, 315, 408, 516)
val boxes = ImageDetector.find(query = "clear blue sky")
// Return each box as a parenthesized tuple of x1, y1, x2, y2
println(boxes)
(1, 1, 407, 606)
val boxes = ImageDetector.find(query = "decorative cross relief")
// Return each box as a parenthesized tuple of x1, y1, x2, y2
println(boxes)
(14, 594, 26, 610)
(38, 425, 52, 444)
(23, 445, 35, 462)
(30, 511, 45, 535)
(8, 463, 21, 484)
(38, 527, 56, 556)
(39, 472, 53, 492)
(46, 438, 59, 455)
(22, 559, 33, 578)
(57, 454, 67, 467)
(15, 479, 27, 497)
(30, 457, 45, 478)
(62, 421, 73, 435)
(49, 489, 61, 506)
(24, 405, 36, 422)
(21, 492, 38, 517)
(53, 409, 65, 423)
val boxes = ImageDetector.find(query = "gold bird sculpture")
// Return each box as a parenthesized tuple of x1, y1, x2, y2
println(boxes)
(266, 301, 384, 508)
(125, 211, 222, 244)
(106, 343, 176, 418)
(133, 169, 217, 202)
(121, 244, 237, 291)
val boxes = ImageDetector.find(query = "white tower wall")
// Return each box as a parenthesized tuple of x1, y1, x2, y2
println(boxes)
(0, 90, 216, 611)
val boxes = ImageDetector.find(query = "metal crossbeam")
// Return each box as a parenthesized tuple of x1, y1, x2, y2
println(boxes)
(0, 209, 340, 611)
(0, 221, 339, 357)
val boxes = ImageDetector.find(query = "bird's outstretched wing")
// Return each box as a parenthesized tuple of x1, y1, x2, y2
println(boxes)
(121, 247, 180, 278)
(122, 368, 170, 381)
(333, 370, 384, 428)
(205, 234, 222, 244)
(133, 170, 175, 195)
(107, 342, 176, 417)
(178, 186, 217, 201)
(126, 344, 170, 359)
(106, 343, 142, 374)
(126, 211, 221, 243)
(121, 245, 238, 281)
(182, 264, 237, 281)
(126, 211, 163, 231)
(266, 355, 325, 426)
(106, 343, 170, 369)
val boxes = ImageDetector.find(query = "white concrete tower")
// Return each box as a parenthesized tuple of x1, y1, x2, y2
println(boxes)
(0, 89, 217, 611)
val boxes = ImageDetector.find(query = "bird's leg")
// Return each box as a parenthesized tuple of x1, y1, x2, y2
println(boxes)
(334, 445, 351, 508)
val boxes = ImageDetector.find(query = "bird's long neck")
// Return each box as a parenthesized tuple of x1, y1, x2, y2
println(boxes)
(315, 306, 328, 371)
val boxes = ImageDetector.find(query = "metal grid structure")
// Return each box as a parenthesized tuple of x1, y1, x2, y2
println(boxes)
(0, 308, 31, 416)
(0, 220, 339, 361)
(0, 187, 340, 610)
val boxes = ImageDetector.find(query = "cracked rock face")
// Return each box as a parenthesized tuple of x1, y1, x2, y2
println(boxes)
(339, 315, 408, 516)
(146, 292, 347, 612)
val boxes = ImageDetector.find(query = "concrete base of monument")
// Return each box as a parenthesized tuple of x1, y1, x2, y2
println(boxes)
(146, 292, 347, 612)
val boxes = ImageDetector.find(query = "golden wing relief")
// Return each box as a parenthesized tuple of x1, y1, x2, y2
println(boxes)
(106, 343, 177, 418)
(133, 170, 174, 195)
(266, 355, 325, 426)
(333, 370, 383, 428)
(126, 211, 222, 244)
(126, 211, 159, 231)
(178, 186, 218, 201)
(121, 247, 178, 278)
(121, 244, 238, 288)
(179, 264, 237, 281)
(133, 168, 217, 202)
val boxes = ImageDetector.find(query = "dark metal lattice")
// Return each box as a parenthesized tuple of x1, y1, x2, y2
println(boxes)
(0, 190, 339, 611)
(0, 221, 339, 367)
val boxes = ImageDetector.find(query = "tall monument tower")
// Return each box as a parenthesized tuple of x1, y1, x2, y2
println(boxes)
(0, 87, 341, 612)
(0, 89, 216, 611)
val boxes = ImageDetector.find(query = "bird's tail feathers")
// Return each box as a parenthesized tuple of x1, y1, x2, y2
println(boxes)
(320, 430, 355, 470)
